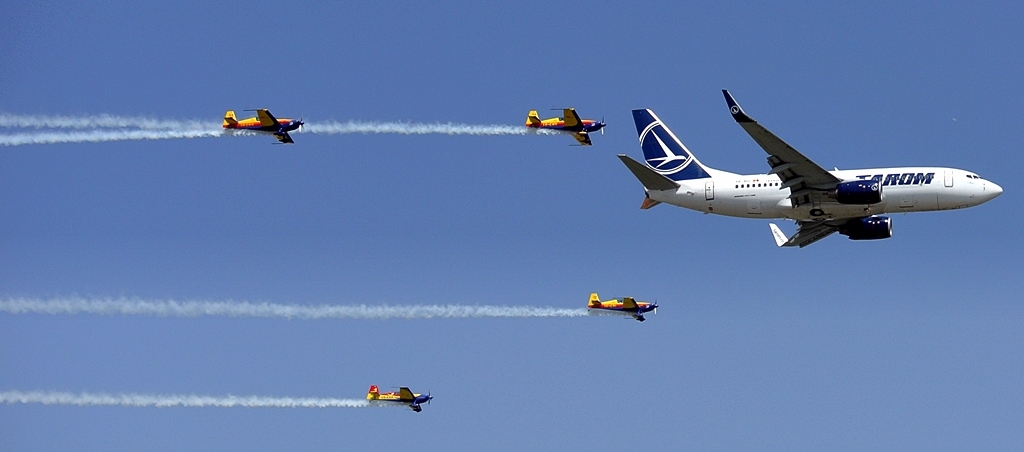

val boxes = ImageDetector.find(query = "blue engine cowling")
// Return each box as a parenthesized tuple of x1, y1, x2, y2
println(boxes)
(840, 216, 892, 240)
(830, 180, 882, 204)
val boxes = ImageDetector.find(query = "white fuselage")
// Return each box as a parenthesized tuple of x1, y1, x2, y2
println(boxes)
(649, 167, 1002, 221)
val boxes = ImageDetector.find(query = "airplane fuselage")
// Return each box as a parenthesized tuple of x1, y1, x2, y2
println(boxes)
(587, 300, 657, 322)
(366, 385, 430, 412)
(527, 120, 605, 134)
(225, 119, 302, 133)
(649, 167, 1001, 222)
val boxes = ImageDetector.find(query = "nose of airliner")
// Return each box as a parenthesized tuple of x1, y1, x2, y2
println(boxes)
(986, 181, 1003, 201)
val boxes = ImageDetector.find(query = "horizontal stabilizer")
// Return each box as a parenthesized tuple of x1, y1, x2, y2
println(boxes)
(618, 155, 678, 191)
(640, 197, 661, 210)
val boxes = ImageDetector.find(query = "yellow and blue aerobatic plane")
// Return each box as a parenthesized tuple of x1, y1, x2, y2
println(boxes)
(222, 109, 303, 144)
(366, 385, 432, 412)
(525, 108, 605, 146)
(587, 293, 658, 322)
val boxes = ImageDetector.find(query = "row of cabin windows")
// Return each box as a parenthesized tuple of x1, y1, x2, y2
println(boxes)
(735, 182, 781, 188)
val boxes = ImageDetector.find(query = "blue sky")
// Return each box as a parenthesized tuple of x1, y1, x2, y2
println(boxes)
(2, 1, 1023, 450)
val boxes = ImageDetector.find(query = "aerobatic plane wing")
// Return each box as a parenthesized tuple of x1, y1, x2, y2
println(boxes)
(398, 387, 416, 401)
(621, 297, 639, 310)
(563, 108, 582, 128)
(274, 132, 294, 144)
(572, 132, 592, 146)
(722, 90, 840, 193)
(256, 109, 281, 128)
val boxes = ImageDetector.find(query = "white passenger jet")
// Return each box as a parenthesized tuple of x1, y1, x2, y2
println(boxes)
(619, 90, 1002, 247)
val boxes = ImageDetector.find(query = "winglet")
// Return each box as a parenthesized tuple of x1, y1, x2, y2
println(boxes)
(769, 223, 789, 247)
(722, 90, 754, 123)
(617, 154, 678, 191)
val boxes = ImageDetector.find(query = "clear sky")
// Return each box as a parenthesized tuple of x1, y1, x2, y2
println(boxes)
(2, 1, 1023, 450)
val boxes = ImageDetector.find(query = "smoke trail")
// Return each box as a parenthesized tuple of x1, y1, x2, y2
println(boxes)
(0, 129, 238, 146)
(0, 114, 559, 146)
(302, 120, 546, 136)
(0, 113, 215, 130)
(0, 390, 369, 408)
(0, 297, 590, 319)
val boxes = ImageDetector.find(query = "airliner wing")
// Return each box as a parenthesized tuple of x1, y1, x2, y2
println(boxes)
(770, 221, 838, 247)
(256, 109, 281, 127)
(722, 91, 840, 192)
(563, 108, 582, 128)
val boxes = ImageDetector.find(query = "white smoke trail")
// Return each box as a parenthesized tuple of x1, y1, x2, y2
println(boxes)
(0, 114, 560, 146)
(0, 114, 538, 136)
(0, 113, 215, 130)
(302, 120, 555, 136)
(0, 390, 369, 408)
(0, 297, 589, 319)
(0, 129, 234, 146)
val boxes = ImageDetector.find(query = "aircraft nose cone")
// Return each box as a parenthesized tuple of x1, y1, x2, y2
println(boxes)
(988, 181, 1003, 199)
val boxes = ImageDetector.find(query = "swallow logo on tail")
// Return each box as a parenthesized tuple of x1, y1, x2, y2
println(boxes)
(632, 109, 710, 181)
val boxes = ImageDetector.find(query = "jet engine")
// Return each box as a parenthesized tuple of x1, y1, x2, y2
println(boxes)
(829, 180, 882, 205)
(839, 216, 892, 241)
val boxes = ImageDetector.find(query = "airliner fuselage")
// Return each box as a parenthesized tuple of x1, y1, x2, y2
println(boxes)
(652, 166, 1000, 222)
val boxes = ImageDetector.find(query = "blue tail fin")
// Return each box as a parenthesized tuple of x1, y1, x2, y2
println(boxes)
(632, 109, 710, 181)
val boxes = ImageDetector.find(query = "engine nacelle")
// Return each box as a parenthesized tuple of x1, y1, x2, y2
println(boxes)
(829, 180, 882, 204)
(840, 216, 892, 241)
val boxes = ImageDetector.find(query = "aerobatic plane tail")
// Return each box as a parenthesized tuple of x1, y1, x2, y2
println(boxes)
(222, 110, 238, 127)
(525, 110, 542, 126)
(366, 385, 381, 400)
